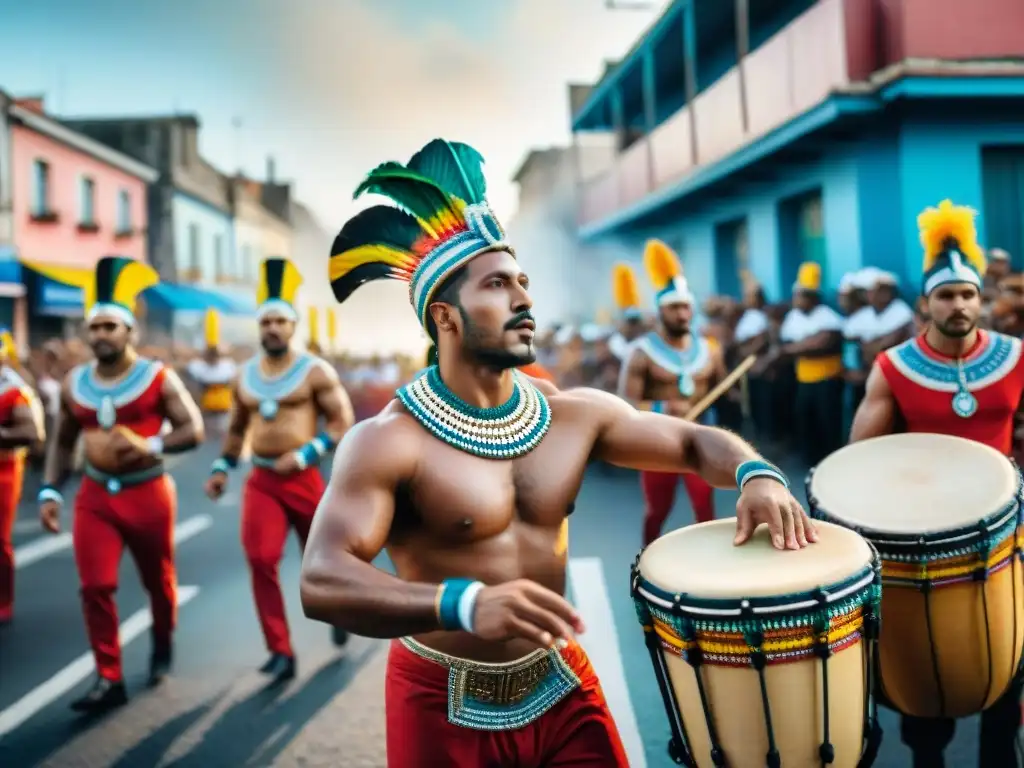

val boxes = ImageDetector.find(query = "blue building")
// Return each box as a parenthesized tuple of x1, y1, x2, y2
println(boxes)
(570, 0, 1024, 306)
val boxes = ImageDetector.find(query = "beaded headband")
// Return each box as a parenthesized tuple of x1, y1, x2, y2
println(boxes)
(918, 200, 987, 296)
(329, 139, 513, 328)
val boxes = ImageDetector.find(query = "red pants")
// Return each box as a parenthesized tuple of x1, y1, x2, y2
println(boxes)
(73, 474, 178, 681)
(241, 466, 324, 656)
(385, 640, 629, 767)
(0, 456, 25, 621)
(640, 470, 715, 546)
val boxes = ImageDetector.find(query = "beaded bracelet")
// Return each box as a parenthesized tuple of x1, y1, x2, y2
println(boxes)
(294, 431, 336, 470)
(735, 459, 789, 491)
(435, 578, 485, 632)
(650, 401, 667, 414)
(38, 485, 64, 507)
(210, 455, 239, 476)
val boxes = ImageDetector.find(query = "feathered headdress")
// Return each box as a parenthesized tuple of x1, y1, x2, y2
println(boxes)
(794, 262, 822, 293)
(42, 256, 159, 327)
(0, 328, 16, 365)
(329, 139, 513, 328)
(257, 258, 303, 321)
(643, 240, 693, 306)
(918, 199, 986, 295)
(204, 308, 220, 349)
(612, 263, 642, 319)
(308, 306, 320, 345)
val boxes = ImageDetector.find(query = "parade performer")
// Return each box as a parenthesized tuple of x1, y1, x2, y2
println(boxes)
(608, 262, 645, 362)
(37, 256, 204, 712)
(204, 258, 353, 679)
(307, 305, 323, 355)
(301, 138, 813, 768)
(851, 199, 1024, 767)
(780, 261, 845, 465)
(186, 309, 237, 437)
(0, 333, 44, 626)
(618, 240, 726, 544)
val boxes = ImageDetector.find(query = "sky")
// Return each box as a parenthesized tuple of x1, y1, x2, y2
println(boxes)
(0, 0, 670, 353)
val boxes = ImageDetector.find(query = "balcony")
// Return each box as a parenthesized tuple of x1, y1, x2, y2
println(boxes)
(577, 0, 868, 230)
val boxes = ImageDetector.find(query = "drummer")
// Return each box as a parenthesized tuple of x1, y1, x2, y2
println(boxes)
(851, 199, 1024, 767)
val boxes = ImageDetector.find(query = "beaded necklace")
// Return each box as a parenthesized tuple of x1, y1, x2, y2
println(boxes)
(396, 365, 551, 459)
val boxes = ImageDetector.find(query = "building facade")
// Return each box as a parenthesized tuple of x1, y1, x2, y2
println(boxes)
(5, 97, 157, 343)
(570, 0, 1024, 305)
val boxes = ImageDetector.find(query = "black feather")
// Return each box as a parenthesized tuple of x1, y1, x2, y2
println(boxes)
(330, 263, 397, 304)
(331, 205, 421, 255)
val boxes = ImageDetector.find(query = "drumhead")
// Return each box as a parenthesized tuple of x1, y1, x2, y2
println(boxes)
(638, 518, 872, 599)
(810, 433, 1018, 534)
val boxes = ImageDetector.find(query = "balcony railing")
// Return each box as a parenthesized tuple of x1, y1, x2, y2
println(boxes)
(579, 0, 859, 228)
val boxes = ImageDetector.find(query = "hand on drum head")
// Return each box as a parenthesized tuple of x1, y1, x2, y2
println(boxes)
(734, 478, 818, 550)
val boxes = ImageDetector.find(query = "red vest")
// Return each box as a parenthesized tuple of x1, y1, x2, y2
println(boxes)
(877, 330, 1024, 455)
(68, 359, 166, 437)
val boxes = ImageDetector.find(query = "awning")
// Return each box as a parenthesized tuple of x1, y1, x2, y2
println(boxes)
(22, 262, 91, 317)
(145, 282, 255, 315)
(0, 247, 23, 291)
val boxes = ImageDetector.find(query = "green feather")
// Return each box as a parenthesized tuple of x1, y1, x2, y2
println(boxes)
(407, 139, 487, 204)
(355, 162, 458, 223)
(331, 205, 421, 254)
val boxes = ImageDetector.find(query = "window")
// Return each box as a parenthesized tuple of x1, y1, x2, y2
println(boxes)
(116, 190, 131, 232)
(213, 234, 224, 279)
(188, 223, 201, 276)
(79, 177, 95, 225)
(32, 160, 50, 215)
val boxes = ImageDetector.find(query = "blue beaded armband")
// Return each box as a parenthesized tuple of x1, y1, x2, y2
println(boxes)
(650, 401, 667, 414)
(296, 431, 336, 470)
(210, 455, 239, 476)
(436, 578, 484, 632)
(38, 484, 64, 506)
(736, 459, 789, 491)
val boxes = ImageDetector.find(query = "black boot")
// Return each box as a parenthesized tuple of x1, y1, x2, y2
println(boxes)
(331, 625, 349, 647)
(70, 676, 128, 713)
(259, 653, 296, 681)
(148, 643, 173, 688)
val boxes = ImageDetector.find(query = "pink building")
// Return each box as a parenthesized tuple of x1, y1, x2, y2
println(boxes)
(6, 97, 158, 344)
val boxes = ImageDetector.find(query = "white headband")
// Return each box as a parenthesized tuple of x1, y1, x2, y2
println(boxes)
(87, 302, 135, 328)
(256, 299, 298, 322)
(657, 276, 694, 306)
(923, 252, 982, 296)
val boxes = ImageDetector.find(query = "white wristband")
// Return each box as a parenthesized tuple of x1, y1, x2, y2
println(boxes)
(292, 450, 309, 471)
(38, 487, 64, 506)
(145, 436, 164, 456)
(457, 581, 485, 633)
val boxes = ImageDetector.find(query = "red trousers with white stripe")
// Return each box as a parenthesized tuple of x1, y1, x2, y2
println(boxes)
(0, 455, 25, 621)
(241, 466, 324, 657)
(73, 474, 178, 681)
(640, 470, 715, 546)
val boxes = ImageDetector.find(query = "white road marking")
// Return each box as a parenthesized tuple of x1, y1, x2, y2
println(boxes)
(0, 584, 201, 739)
(13, 514, 214, 570)
(568, 557, 646, 768)
(13, 519, 41, 535)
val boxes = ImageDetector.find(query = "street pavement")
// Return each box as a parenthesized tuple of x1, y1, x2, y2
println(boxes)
(0, 439, 996, 767)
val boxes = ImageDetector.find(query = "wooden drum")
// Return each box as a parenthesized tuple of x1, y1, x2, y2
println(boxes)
(631, 518, 882, 768)
(808, 432, 1024, 719)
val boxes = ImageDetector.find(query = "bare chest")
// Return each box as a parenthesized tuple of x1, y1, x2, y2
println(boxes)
(237, 355, 318, 412)
(397, 412, 595, 544)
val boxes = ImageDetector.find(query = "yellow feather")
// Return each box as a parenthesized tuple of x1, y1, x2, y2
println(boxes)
(278, 260, 303, 305)
(917, 199, 986, 274)
(796, 262, 822, 292)
(111, 261, 159, 313)
(326, 308, 337, 342)
(308, 306, 320, 343)
(204, 309, 220, 348)
(612, 263, 642, 309)
(0, 331, 16, 364)
(329, 246, 416, 281)
(643, 239, 682, 289)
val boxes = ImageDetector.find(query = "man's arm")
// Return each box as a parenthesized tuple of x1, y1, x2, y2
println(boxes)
(300, 417, 441, 637)
(848, 364, 897, 442)
(311, 363, 355, 445)
(0, 391, 44, 449)
(782, 330, 842, 358)
(43, 386, 82, 491)
(157, 369, 205, 453)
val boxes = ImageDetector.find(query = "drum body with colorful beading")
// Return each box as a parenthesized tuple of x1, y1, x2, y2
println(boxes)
(808, 432, 1024, 719)
(632, 518, 881, 768)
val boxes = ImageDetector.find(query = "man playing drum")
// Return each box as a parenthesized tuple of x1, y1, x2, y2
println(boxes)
(619, 240, 727, 544)
(300, 139, 815, 767)
(851, 199, 1024, 767)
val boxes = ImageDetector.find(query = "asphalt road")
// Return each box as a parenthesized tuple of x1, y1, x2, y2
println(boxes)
(0, 439, 1001, 767)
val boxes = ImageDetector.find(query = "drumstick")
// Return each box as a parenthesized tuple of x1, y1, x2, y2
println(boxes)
(683, 354, 758, 422)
